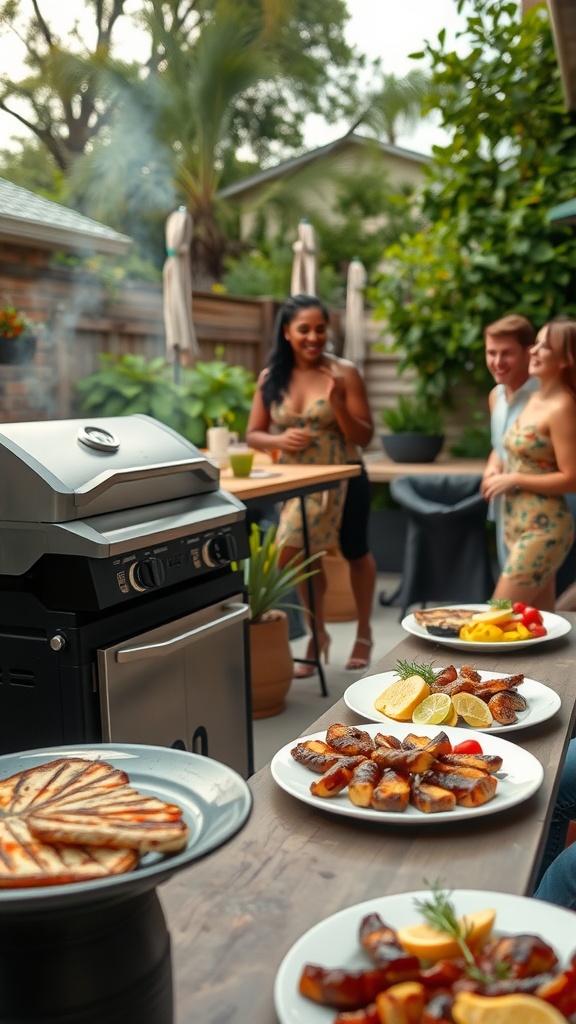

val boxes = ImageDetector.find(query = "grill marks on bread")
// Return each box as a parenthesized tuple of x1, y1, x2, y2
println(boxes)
(0, 758, 188, 887)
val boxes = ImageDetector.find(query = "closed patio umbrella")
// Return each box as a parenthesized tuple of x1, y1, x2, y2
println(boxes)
(163, 207, 199, 373)
(290, 218, 317, 296)
(343, 257, 367, 372)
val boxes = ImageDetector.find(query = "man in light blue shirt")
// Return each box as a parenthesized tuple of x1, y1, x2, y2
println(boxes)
(480, 314, 537, 568)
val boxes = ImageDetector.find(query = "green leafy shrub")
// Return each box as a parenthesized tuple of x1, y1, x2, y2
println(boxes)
(381, 394, 443, 434)
(74, 352, 256, 447)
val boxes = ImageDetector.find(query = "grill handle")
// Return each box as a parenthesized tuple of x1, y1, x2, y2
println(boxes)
(73, 458, 217, 506)
(115, 602, 250, 662)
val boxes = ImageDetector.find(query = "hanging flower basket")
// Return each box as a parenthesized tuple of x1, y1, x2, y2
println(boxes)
(0, 306, 37, 365)
(0, 332, 37, 365)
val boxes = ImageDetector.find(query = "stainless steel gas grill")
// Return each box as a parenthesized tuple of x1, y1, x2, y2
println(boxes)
(0, 415, 253, 776)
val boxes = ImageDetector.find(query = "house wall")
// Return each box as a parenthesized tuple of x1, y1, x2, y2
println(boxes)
(237, 145, 427, 240)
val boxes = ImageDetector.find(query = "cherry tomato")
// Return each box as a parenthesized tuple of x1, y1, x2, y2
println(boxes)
(453, 739, 483, 755)
(512, 601, 527, 614)
(529, 623, 547, 638)
(522, 606, 543, 627)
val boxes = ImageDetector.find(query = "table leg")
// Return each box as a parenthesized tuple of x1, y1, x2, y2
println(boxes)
(292, 495, 329, 697)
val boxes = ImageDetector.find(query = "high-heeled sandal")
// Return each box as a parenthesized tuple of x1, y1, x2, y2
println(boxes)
(345, 637, 373, 672)
(294, 633, 331, 678)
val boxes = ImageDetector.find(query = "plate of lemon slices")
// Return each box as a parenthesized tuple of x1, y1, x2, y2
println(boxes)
(344, 666, 561, 734)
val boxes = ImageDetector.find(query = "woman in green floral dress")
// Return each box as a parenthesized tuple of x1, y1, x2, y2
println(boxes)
(483, 317, 576, 610)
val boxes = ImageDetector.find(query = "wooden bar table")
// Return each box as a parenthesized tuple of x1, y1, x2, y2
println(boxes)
(364, 454, 486, 484)
(160, 614, 576, 1024)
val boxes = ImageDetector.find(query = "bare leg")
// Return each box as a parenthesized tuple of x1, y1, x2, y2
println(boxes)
(492, 573, 557, 612)
(346, 552, 377, 669)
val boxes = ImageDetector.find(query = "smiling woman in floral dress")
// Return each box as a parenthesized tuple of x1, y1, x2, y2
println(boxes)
(482, 317, 576, 611)
(246, 294, 375, 675)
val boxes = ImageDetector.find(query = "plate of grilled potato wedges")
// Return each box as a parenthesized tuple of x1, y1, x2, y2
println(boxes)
(270, 721, 543, 825)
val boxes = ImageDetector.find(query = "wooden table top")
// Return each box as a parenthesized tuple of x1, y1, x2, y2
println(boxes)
(219, 461, 361, 503)
(160, 614, 576, 1023)
(364, 455, 486, 483)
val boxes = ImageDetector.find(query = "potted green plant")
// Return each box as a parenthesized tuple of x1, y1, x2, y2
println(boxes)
(380, 394, 445, 463)
(240, 523, 322, 718)
(0, 305, 37, 365)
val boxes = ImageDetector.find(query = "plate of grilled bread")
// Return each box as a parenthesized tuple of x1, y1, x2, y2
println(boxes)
(401, 604, 571, 651)
(270, 722, 543, 825)
(0, 743, 252, 906)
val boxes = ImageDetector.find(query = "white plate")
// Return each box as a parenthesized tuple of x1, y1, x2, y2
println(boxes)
(274, 889, 576, 1024)
(344, 670, 561, 734)
(270, 722, 543, 825)
(401, 603, 572, 652)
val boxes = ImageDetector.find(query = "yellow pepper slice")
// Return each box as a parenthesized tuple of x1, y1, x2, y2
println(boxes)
(459, 623, 504, 642)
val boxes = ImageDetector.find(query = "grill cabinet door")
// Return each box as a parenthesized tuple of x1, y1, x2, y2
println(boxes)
(97, 594, 252, 777)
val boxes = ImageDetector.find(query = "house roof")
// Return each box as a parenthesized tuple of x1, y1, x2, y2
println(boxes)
(0, 177, 131, 255)
(218, 132, 430, 199)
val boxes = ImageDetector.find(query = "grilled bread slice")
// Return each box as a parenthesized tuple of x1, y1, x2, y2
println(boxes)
(0, 757, 189, 887)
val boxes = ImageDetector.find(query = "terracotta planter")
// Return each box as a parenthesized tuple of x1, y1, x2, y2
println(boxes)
(323, 549, 357, 623)
(249, 610, 293, 719)
(0, 333, 36, 365)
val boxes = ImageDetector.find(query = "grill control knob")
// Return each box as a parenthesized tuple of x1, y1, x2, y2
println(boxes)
(49, 634, 67, 651)
(129, 557, 166, 591)
(203, 534, 234, 568)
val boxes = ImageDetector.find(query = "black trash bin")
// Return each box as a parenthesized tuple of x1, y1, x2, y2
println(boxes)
(388, 474, 495, 619)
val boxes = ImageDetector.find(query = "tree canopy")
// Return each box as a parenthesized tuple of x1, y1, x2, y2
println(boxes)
(372, 0, 576, 400)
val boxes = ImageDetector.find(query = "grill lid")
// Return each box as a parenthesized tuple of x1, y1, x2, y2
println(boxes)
(0, 415, 218, 522)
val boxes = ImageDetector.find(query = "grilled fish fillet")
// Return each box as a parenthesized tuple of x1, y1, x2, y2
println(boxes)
(0, 758, 189, 887)
(413, 608, 473, 636)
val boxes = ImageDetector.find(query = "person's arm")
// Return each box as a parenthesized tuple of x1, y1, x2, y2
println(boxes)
(480, 387, 503, 495)
(246, 375, 312, 454)
(321, 360, 374, 448)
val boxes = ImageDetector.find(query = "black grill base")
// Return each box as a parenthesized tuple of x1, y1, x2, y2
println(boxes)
(0, 569, 250, 768)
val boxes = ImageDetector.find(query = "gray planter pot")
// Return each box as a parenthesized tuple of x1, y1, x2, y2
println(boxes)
(380, 433, 444, 464)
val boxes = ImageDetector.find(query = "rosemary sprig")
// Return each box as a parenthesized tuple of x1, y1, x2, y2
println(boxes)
(413, 882, 506, 984)
(395, 659, 438, 686)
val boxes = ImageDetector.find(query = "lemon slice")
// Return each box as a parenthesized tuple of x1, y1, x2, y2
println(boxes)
(412, 693, 453, 726)
(397, 907, 495, 961)
(441, 702, 459, 727)
(374, 675, 431, 721)
(470, 607, 517, 625)
(452, 992, 566, 1024)
(451, 692, 494, 729)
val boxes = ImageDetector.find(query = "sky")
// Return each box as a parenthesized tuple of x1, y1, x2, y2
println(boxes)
(0, 0, 468, 156)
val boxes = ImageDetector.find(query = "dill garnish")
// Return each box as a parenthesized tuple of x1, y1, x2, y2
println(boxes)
(487, 598, 512, 610)
(395, 659, 438, 686)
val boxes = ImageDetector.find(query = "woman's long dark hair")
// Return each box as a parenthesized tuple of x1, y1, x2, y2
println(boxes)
(261, 294, 329, 409)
